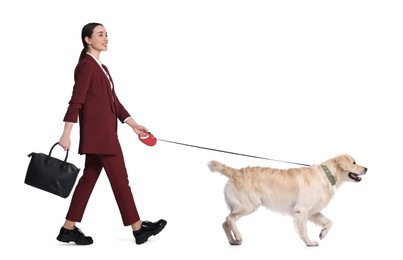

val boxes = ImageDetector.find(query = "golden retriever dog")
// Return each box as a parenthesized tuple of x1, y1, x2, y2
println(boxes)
(207, 154, 367, 247)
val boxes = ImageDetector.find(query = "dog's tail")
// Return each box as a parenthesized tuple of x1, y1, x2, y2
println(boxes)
(208, 160, 238, 178)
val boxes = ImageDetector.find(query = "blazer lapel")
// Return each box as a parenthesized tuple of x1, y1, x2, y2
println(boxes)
(101, 64, 117, 114)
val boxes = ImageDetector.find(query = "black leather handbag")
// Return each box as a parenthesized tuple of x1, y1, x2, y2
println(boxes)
(25, 142, 80, 198)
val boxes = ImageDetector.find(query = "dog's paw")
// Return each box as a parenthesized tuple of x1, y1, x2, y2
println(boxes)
(229, 240, 242, 246)
(306, 240, 319, 247)
(319, 229, 329, 240)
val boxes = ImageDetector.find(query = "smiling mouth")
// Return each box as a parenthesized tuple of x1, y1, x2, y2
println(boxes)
(348, 172, 362, 182)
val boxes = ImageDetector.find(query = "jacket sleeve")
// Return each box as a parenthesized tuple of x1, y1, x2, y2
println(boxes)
(63, 60, 93, 123)
(114, 93, 131, 123)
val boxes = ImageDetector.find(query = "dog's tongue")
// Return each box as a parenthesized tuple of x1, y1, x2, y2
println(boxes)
(348, 172, 362, 182)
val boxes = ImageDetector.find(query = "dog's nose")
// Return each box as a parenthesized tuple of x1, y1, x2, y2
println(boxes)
(363, 167, 368, 173)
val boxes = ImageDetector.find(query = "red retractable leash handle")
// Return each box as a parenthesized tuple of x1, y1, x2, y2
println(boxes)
(138, 132, 157, 146)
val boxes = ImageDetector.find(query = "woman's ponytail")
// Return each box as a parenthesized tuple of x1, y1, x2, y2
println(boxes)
(78, 48, 87, 62)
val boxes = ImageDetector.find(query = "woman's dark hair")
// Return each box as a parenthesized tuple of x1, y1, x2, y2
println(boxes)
(79, 22, 103, 62)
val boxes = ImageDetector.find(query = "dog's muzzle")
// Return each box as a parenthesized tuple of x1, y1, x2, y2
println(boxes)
(348, 167, 367, 182)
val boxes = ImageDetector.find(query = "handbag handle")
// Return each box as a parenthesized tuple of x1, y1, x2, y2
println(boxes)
(46, 142, 69, 165)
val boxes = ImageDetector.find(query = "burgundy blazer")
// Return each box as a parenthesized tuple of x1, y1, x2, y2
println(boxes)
(63, 54, 131, 155)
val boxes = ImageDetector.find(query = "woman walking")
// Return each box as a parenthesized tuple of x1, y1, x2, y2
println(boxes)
(56, 22, 166, 245)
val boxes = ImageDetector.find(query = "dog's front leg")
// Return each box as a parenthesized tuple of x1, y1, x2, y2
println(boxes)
(293, 210, 319, 246)
(309, 212, 332, 240)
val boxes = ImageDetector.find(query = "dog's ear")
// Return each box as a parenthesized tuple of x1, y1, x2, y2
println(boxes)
(335, 154, 354, 172)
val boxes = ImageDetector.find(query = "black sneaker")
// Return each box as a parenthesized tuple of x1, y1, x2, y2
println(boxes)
(133, 219, 167, 245)
(56, 226, 93, 245)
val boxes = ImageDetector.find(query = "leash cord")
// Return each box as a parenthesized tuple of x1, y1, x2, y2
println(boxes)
(156, 138, 311, 167)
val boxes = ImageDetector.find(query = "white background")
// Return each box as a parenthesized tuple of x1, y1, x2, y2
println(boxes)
(1, 0, 402, 259)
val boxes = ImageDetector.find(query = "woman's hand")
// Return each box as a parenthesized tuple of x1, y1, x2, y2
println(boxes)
(59, 135, 71, 151)
(59, 122, 73, 151)
(133, 124, 149, 136)
(125, 117, 149, 136)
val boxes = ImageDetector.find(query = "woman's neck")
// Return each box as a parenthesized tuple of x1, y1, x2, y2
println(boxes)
(87, 50, 101, 60)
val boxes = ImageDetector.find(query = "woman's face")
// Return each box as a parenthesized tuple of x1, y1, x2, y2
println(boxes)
(86, 25, 108, 52)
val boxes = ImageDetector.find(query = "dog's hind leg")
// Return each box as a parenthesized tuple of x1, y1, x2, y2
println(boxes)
(223, 207, 256, 245)
(309, 213, 332, 240)
(293, 210, 319, 247)
(223, 211, 243, 245)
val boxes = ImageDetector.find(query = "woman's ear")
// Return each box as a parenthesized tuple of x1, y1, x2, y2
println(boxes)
(85, 36, 91, 45)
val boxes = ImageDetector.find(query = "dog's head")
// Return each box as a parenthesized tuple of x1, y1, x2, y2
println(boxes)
(323, 154, 367, 186)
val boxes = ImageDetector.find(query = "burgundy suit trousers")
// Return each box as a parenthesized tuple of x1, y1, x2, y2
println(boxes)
(65, 143, 140, 226)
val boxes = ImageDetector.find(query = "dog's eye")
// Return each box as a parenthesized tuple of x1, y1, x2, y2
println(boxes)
(353, 161, 356, 164)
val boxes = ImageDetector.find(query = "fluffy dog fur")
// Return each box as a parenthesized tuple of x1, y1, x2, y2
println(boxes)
(207, 154, 367, 246)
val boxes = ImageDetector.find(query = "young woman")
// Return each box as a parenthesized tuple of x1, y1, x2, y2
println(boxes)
(56, 22, 166, 245)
